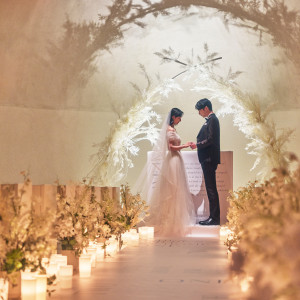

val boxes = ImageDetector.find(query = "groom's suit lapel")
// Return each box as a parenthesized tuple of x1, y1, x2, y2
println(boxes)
(197, 113, 214, 138)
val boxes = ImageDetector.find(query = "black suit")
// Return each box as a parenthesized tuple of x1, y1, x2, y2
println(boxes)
(197, 113, 220, 222)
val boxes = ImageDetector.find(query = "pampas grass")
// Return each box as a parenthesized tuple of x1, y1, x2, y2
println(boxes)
(88, 73, 182, 186)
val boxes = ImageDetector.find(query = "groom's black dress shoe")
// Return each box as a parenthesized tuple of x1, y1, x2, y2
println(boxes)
(199, 217, 220, 226)
(198, 218, 211, 225)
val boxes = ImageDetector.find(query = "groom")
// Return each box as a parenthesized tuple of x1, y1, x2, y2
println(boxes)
(194, 98, 220, 226)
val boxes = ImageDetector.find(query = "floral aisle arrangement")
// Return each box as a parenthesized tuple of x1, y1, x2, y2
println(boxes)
(55, 181, 100, 256)
(97, 184, 149, 252)
(117, 184, 149, 248)
(226, 155, 300, 300)
(119, 184, 149, 231)
(0, 173, 55, 286)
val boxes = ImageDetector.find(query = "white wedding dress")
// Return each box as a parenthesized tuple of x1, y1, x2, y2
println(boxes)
(147, 129, 196, 237)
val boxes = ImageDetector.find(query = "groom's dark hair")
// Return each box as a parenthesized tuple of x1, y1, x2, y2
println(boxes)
(195, 98, 212, 111)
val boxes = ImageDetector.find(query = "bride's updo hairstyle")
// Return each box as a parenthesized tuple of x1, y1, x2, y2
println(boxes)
(169, 108, 183, 125)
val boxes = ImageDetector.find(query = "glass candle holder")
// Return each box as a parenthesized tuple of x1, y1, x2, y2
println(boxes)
(79, 255, 92, 278)
(21, 272, 37, 300)
(138, 226, 154, 239)
(96, 244, 105, 262)
(59, 265, 73, 289)
(35, 274, 47, 300)
(86, 247, 97, 267)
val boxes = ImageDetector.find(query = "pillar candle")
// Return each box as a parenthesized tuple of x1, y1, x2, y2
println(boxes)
(59, 265, 73, 289)
(86, 247, 97, 267)
(35, 274, 47, 300)
(21, 272, 37, 300)
(79, 255, 92, 278)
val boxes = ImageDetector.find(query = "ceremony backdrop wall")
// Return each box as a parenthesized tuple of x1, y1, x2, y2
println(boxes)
(1, 0, 300, 190)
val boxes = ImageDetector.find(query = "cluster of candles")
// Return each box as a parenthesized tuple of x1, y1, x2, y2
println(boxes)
(73, 227, 154, 278)
(0, 226, 154, 300)
(17, 254, 73, 300)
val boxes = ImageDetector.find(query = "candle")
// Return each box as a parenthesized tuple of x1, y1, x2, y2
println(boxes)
(86, 247, 97, 267)
(138, 226, 154, 239)
(130, 232, 139, 242)
(106, 240, 118, 257)
(0, 278, 8, 300)
(122, 231, 131, 242)
(79, 255, 92, 278)
(41, 257, 49, 268)
(46, 262, 58, 277)
(219, 226, 233, 242)
(50, 254, 68, 267)
(122, 230, 139, 246)
(58, 265, 73, 289)
(21, 272, 37, 300)
(129, 229, 139, 243)
(35, 274, 47, 300)
(96, 243, 105, 262)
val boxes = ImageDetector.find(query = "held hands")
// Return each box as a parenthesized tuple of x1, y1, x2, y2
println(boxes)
(189, 142, 197, 150)
(185, 142, 197, 150)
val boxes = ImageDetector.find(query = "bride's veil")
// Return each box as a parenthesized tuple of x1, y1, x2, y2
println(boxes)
(134, 111, 171, 205)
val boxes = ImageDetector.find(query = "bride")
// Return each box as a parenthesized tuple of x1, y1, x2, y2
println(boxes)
(139, 108, 196, 237)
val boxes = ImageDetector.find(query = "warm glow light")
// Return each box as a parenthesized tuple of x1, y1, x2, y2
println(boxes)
(96, 243, 105, 261)
(35, 275, 47, 300)
(59, 265, 73, 289)
(138, 226, 154, 239)
(0, 278, 9, 300)
(21, 272, 37, 300)
(122, 230, 139, 246)
(219, 226, 234, 242)
(79, 255, 92, 278)
(86, 247, 97, 267)
(240, 276, 253, 293)
(106, 239, 118, 256)
(41, 257, 49, 268)
(50, 254, 68, 267)
(46, 262, 58, 277)
(220, 226, 232, 236)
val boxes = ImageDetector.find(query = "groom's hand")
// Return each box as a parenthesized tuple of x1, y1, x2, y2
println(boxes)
(189, 142, 197, 150)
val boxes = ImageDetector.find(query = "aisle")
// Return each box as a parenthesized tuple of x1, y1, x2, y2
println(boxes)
(50, 230, 245, 300)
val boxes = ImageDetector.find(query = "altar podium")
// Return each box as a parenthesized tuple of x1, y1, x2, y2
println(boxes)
(147, 151, 233, 225)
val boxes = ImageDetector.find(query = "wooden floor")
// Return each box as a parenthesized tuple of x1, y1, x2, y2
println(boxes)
(49, 226, 245, 300)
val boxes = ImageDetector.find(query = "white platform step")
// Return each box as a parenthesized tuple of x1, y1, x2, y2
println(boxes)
(186, 225, 220, 238)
